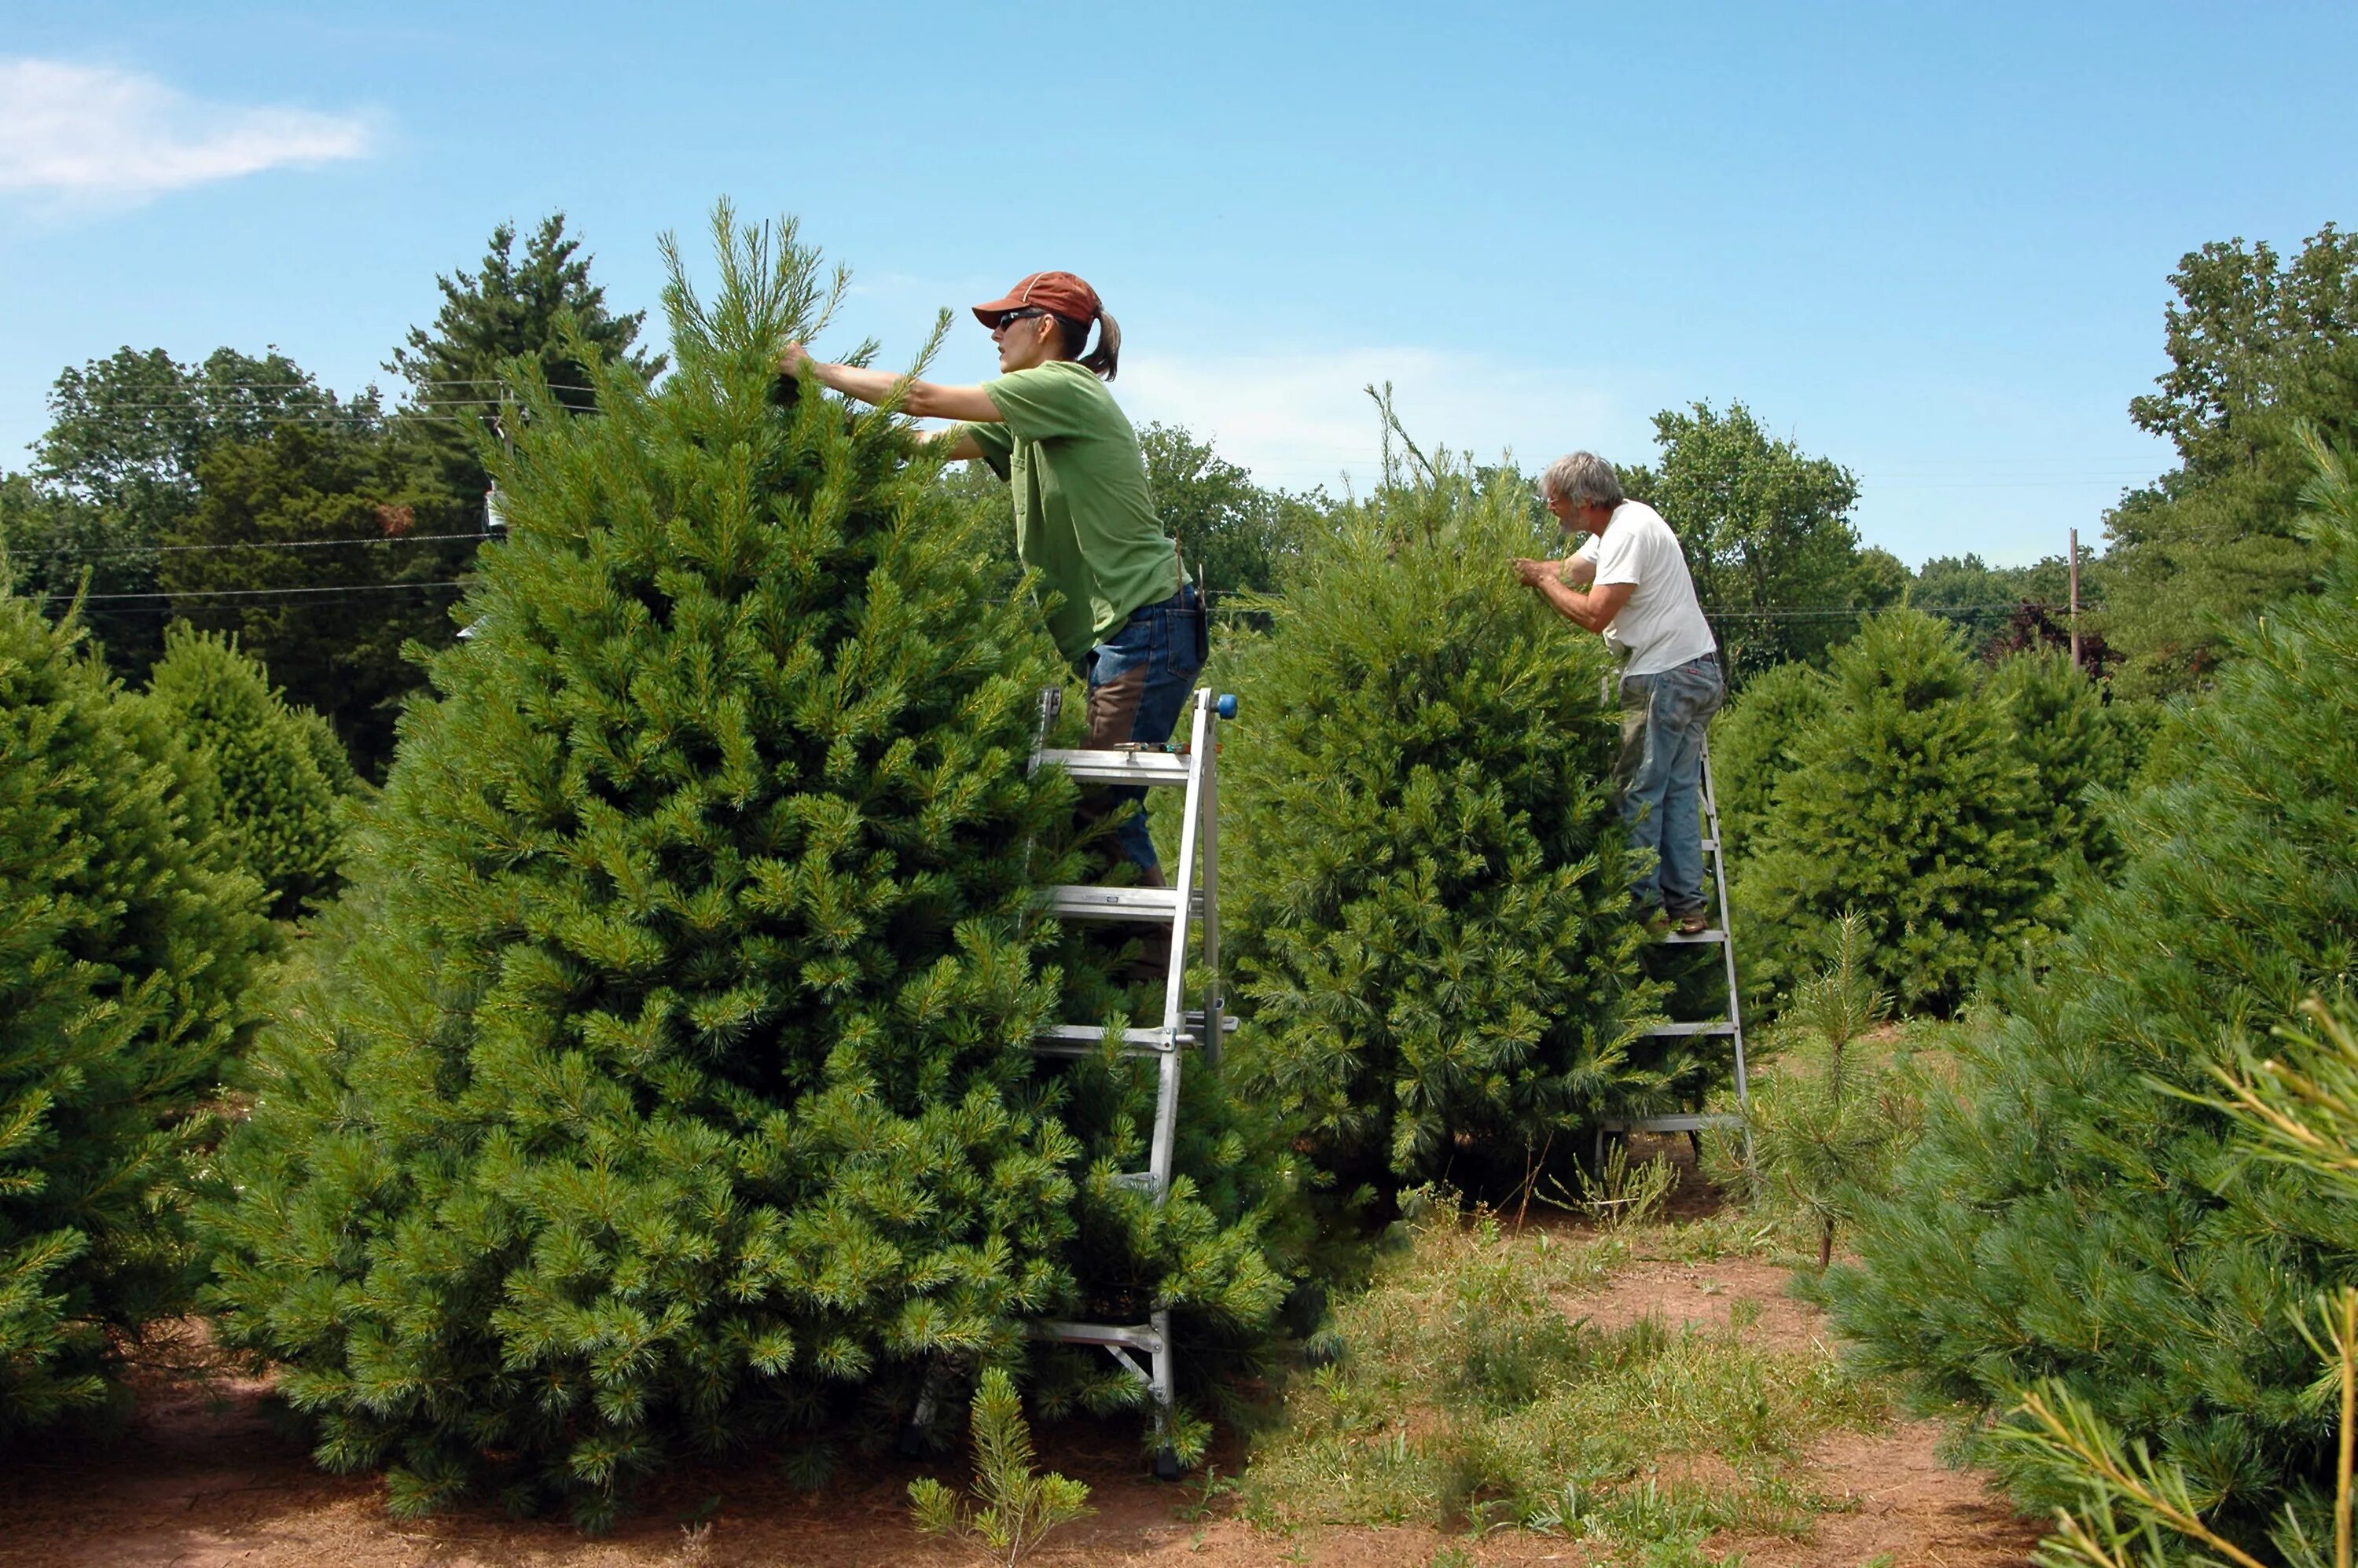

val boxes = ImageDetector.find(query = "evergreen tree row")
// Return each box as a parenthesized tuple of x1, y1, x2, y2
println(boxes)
(1824, 430, 2358, 1555)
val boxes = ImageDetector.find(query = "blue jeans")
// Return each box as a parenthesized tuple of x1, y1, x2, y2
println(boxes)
(1085, 586, 1205, 875)
(1615, 653, 1724, 916)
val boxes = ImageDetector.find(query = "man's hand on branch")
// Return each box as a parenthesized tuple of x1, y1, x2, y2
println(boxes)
(1511, 557, 1559, 589)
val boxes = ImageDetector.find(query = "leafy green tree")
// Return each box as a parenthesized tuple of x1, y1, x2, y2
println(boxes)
(0, 597, 268, 1431)
(16, 348, 360, 675)
(1734, 609, 2048, 1015)
(1136, 423, 1318, 597)
(201, 210, 1280, 1527)
(137, 624, 346, 919)
(2099, 226, 2358, 696)
(1824, 429, 2358, 1556)
(1224, 403, 1659, 1199)
(157, 420, 467, 777)
(1912, 551, 2095, 661)
(1618, 400, 1897, 678)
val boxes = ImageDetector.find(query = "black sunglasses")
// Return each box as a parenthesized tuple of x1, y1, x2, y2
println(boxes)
(993, 308, 1050, 332)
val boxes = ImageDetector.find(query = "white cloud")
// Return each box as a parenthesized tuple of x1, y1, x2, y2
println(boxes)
(0, 57, 372, 204)
(1118, 346, 1650, 494)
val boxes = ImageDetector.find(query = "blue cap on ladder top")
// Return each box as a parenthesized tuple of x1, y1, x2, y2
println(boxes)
(1216, 693, 1238, 719)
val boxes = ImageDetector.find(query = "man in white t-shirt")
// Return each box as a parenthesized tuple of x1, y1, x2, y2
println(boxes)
(1513, 451, 1725, 934)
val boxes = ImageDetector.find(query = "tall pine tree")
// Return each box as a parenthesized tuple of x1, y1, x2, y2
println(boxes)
(1824, 429, 2358, 1554)
(1223, 405, 1658, 1200)
(201, 208, 1278, 1526)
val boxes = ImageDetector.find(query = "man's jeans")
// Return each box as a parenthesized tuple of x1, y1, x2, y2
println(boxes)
(1085, 586, 1205, 876)
(1615, 653, 1725, 916)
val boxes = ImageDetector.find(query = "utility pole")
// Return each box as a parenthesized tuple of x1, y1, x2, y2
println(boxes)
(2068, 527, 2081, 672)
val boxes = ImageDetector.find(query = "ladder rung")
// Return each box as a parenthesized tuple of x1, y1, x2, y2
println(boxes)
(1183, 1010, 1240, 1036)
(1035, 1318, 1166, 1351)
(1603, 1113, 1741, 1134)
(1044, 885, 1199, 921)
(1107, 1171, 1159, 1194)
(1700, 837, 1719, 851)
(1660, 927, 1728, 945)
(1032, 1024, 1187, 1056)
(1640, 1020, 1735, 1037)
(1034, 747, 1193, 785)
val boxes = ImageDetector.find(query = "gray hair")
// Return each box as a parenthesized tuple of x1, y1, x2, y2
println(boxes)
(1540, 451, 1623, 510)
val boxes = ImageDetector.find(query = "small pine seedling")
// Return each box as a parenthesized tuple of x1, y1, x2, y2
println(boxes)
(909, 1368, 1093, 1566)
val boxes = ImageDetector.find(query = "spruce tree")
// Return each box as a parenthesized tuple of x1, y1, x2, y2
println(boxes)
(1735, 608, 2048, 1015)
(138, 624, 344, 920)
(1823, 431, 2358, 1553)
(201, 209, 1280, 1526)
(1223, 409, 1658, 1199)
(1705, 656, 1831, 857)
(0, 597, 266, 1430)
(1985, 646, 2132, 884)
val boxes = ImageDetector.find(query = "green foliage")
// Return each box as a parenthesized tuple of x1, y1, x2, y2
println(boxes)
(1824, 430, 2358, 1555)
(1986, 647, 2133, 880)
(1734, 608, 2048, 1015)
(387, 212, 663, 505)
(908, 1367, 1092, 1565)
(1705, 657, 1830, 858)
(137, 624, 346, 920)
(1137, 422, 1320, 597)
(1237, 1199, 1890, 1548)
(200, 207, 1279, 1528)
(159, 417, 475, 777)
(0, 597, 268, 1431)
(1223, 399, 1658, 1196)
(15, 347, 359, 677)
(1739, 913, 1919, 1270)
(2099, 226, 2358, 696)
(1618, 400, 1900, 676)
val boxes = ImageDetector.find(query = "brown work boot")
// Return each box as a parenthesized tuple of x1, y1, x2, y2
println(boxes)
(1672, 909, 1711, 937)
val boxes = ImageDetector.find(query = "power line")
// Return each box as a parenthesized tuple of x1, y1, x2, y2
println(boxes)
(39, 580, 468, 605)
(26, 532, 488, 560)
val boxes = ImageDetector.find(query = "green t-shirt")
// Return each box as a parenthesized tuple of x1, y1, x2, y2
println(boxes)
(961, 362, 1183, 666)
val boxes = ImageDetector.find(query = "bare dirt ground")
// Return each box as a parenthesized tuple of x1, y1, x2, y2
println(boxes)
(0, 1149, 2044, 1567)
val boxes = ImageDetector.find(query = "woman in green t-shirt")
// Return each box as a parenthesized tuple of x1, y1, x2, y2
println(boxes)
(780, 270, 1202, 884)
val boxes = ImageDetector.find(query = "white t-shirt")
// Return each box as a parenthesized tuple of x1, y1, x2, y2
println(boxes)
(1573, 501, 1717, 676)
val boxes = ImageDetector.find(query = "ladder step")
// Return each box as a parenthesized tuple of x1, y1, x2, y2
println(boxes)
(1032, 1024, 1188, 1056)
(1659, 927, 1728, 945)
(1701, 837, 1719, 851)
(1035, 747, 1194, 785)
(1603, 1112, 1742, 1134)
(1035, 1318, 1166, 1352)
(1639, 1020, 1735, 1037)
(1183, 1010, 1240, 1036)
(1045, 885, 1200, 921)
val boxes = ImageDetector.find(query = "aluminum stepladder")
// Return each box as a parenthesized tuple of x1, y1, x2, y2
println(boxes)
(900, 688, 1232, 1475)
(1003, 685, 1236, 1480)
(1599, 739, 1753, 1166)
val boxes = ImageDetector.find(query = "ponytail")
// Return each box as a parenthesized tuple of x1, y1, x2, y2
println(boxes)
(1082, 310, 1121, 380)
(1052, 309, 1123, 381)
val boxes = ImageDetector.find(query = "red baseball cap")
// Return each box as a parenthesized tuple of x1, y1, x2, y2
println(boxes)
(971, 271, 1102, 328)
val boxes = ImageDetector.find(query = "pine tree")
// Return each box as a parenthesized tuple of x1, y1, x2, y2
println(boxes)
(1734, 608, 2048, 1015)
(138, 624, 345, 920)
(1223, 400, 1659, 1199)
(1705, 656, 1831, 858)
(0, 597, 267, 1431)
(1823, 429, 2358, 1554)
(1985, 646, 2133, 884)
(200, 208, 1280, 1526)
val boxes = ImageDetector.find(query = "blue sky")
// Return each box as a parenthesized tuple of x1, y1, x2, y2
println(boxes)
(3, 2, 2352, 569)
